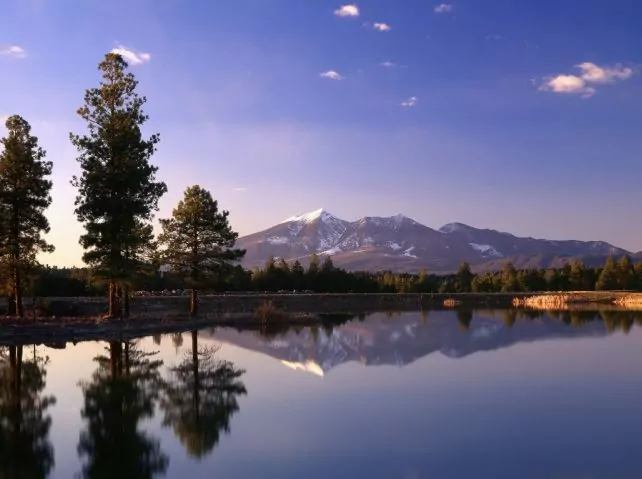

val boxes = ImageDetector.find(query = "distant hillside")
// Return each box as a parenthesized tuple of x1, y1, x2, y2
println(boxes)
(235, 209, 631, 273)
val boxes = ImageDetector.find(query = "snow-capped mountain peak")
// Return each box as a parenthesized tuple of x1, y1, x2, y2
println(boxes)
(236, 211, 632, 273)
(282, 208, 327, 224)
(439, 222, 469, 234)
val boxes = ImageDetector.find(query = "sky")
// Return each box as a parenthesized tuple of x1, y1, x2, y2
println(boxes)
(1, 0, 641, 267)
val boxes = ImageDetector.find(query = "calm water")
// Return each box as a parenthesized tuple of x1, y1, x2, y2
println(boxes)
(2, 309, 642, 478)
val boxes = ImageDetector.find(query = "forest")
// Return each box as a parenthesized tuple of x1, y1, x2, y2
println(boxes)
(14, 253, 641, 298)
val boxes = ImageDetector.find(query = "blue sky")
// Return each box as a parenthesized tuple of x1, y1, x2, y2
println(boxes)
(1, 0, 642, 267)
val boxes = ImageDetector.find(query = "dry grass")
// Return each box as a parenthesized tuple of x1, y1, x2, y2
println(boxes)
(443, 299, 461, 308)
(253, 300, 286, 322)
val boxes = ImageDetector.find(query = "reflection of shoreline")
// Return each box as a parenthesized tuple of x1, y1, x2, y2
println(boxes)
(209, 311, 620, 377)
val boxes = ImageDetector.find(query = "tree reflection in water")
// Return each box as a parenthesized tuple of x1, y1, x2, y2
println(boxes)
(0, 345, 56, 479)
(77, 341, 168, 479)
(161, 330, 247, 459)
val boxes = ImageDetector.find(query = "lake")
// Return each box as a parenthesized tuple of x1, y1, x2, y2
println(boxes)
(2, 308, 642, 478)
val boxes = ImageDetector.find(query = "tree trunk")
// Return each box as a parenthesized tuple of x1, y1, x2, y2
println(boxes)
(117, 286, 123, 321)
(190, 288, 198, 316)
(14, 266, 23, 318)
(7, 291, 16, 316)
(15, 346, 22, 398)
(192, 330, 200, 418)
(124, 342, 130, 376)
(123, 285, 130, 318)
(11, 346, 23, 437)
(108, 281, 116, 318)
(110, 341, 122, 378)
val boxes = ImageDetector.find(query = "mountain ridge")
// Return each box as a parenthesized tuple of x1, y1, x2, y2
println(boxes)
(235, 209, 632, 273)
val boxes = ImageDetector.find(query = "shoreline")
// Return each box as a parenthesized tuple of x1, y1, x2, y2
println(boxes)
(2, 292, 642, 345)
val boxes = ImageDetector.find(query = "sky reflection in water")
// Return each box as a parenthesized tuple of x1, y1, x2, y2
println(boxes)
(3, 309, 642, 479)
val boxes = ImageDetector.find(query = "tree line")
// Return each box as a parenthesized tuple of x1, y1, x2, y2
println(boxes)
(10, 253, 642, 301)
(1, 53, 245, 318)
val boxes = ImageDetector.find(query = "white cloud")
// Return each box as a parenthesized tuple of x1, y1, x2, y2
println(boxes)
(110, 45, 151, 65)
(320, 70, 343, 80)
(486, 34, 505, 41)
(401, 96, 419, 107)
(234, 187, 247, 193)
(372, 22, 391, 32)
(539, 62, 634, 98)
(334, 4, 359, 17)
(0, 45, 26, 59)
(577, 62, 633, 84)
(540, 75, 596, 98)
(434, 3, 454, 13)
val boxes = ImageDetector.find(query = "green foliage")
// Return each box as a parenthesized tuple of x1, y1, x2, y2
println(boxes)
(501, 262, 520, 292)
(70, 53, 166, 314)
(3, 255, 642, 299)
(455, 262, 473, 292)
(596, 257, 619, 291)
(158, 185, 245, 287)
(617, 255, 635, 290)
(0, 115, 54, 316)
(158, 185, 244, 313)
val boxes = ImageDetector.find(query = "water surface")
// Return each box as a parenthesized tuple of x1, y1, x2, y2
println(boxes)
(2, 309, 642, 478)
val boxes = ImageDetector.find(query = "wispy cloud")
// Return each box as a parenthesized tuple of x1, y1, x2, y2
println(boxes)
(434, 3, 454, 14)
(319, 70, 343, 80)
(372, 22, 391, 32)
(380, 61, 407, 69)
(110, 45, 151, 65)
(539, 62, 634, 98)
(234, 187, 247, 193)
(486, 34, 505, 41)
(0, 45, 26, 59)
(334, 4, 359, 17)
(401, 96, 419, 107)
(577, 62, 633, 84)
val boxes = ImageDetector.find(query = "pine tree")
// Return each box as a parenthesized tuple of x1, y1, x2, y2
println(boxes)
(569, 261, 586, 291)
(0, 115, 54, 317)
(71, 53, 166, 317)
(596, 257, 619, 291)
(291, 260, 305, 291)
(456, 261, 473, 292)
(308, 254, 319, 275)
(158, 185, 245, 315)
(617, 255, 634, 290)
(501, 261, 520, 292)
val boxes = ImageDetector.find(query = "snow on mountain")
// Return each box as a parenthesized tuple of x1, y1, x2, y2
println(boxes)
(469, 242, 503, 258)
(282, 208, 327, 224)
(235, 210, 632, 273)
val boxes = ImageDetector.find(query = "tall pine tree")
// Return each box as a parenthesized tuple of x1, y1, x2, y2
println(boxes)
(158, 185, 245, 315)
(596, 257, 619, 291)
(70, 53, 167, 317)
(0, 115, 53, 317)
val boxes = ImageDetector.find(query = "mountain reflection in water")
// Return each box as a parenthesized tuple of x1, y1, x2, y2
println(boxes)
(1, 309, 642, 478)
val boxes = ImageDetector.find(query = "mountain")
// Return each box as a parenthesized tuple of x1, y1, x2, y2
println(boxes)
(208, 311, 608, 377)
(235, 209, 630, 273)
